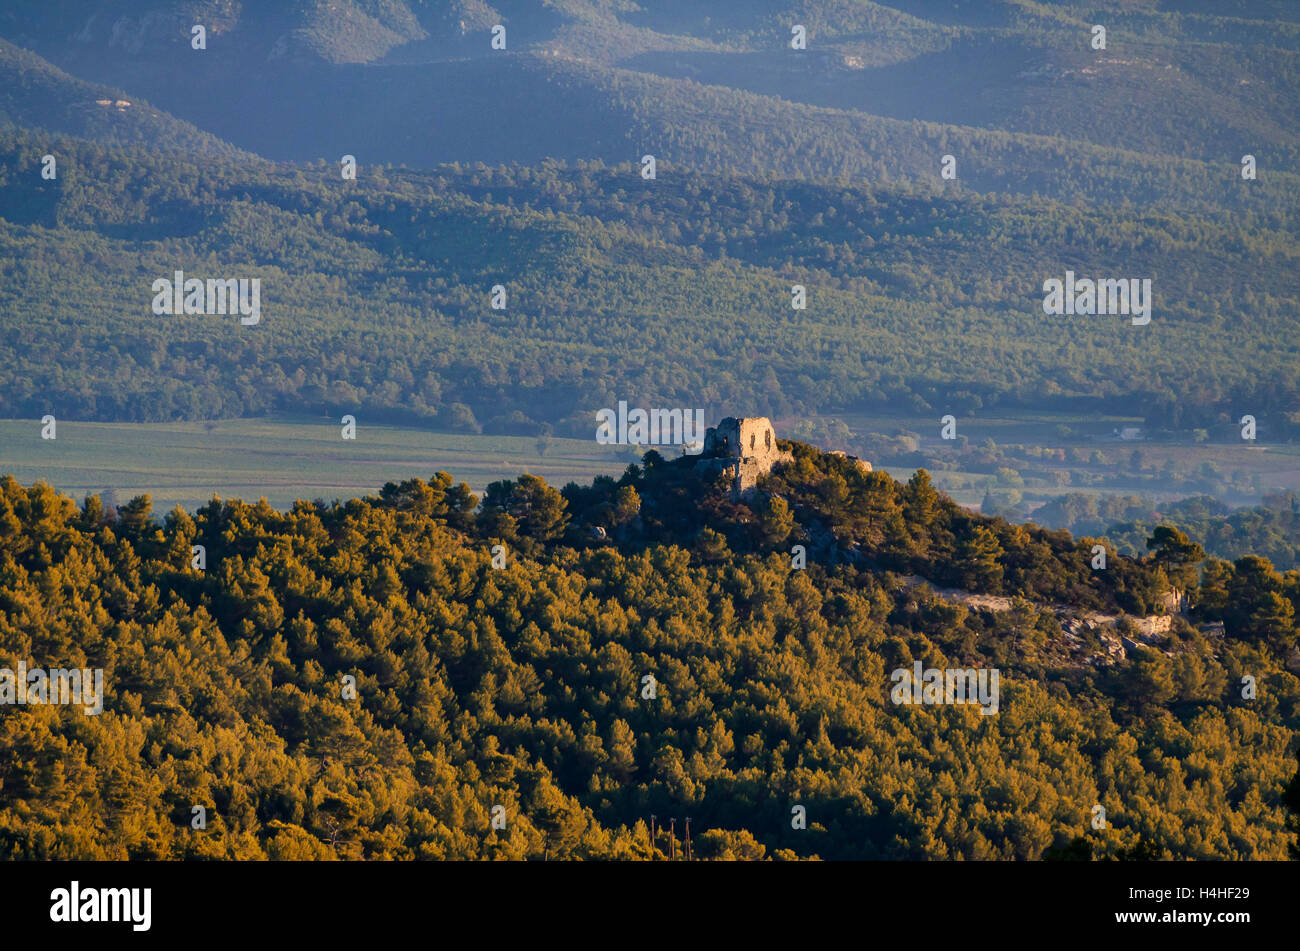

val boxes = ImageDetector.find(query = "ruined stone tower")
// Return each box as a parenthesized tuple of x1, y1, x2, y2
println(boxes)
(696, 417, 793, 497)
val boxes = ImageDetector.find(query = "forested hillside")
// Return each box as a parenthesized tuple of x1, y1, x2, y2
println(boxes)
(2, 445, 1297, 859)
(2, 132, 1297, 437)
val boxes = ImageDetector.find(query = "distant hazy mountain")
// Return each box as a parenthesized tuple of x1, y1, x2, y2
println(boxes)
(1, 0, 1295, 193)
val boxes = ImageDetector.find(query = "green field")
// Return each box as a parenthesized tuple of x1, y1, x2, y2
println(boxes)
(0, 417, 637, 511)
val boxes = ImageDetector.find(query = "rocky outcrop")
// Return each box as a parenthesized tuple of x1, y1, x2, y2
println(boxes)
(827, 449, 872, 473)
(900, 575, 1188, 668)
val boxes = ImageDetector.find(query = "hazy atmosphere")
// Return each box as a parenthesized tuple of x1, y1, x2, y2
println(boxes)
(0, 0, 1296, 932)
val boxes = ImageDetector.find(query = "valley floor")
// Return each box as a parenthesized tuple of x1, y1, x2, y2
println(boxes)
(0, 417, 633, 511)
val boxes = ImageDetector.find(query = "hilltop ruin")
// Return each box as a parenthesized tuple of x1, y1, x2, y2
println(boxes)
(695, 417, 795, 497)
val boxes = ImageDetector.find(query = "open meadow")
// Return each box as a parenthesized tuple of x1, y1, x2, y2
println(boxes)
(0, 417, 635, 511)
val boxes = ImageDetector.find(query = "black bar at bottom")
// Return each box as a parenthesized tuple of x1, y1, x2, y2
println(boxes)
(0, 859, 1280, 940)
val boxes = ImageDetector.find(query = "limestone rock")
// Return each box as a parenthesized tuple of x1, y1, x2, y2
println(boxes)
(827, 449, 872, 472)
